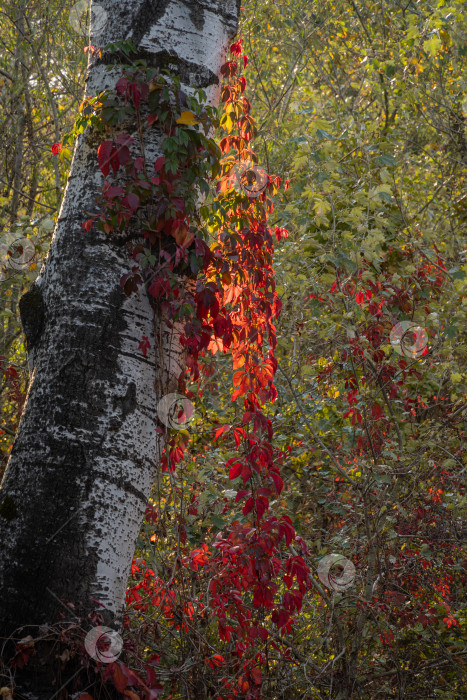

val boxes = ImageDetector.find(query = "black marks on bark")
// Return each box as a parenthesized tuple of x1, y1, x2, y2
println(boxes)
(94, 469, 148, 505)
(120, 382, 137, 418)
(55, 285, 128, 431)
(187, 0, 205, 30)
(0, 433, 94, 637)
(153, 50, 219, 88)
(110, 381, 137, 429)
(130, 0, 172, 47)
(0, 495, 18, 521)
(188, 0, 241, 29)
(19, 283, 45, 356)
(0, 282, 130, 637)
(96, 48, 219, 89)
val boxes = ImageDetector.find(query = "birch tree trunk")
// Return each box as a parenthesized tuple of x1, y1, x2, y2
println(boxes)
(0, 0, 239, 647)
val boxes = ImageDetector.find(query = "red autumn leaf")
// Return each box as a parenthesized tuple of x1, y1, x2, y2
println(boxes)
(138, 336, 150, 357)
(243, 497, 254, 515)
(380, 630, 395, 647)
(228, 462, 243, 480)
(241, 465, 252, 483)
(371, 403, 384, 418)
(233, 427, 245, 447)
(230, 41, 242, 56)
(172, 197, 185, 213)
(272, 609, 291, 630)
(116, 144, 130, 166)
(270, 472, 284, 494)
(278, 516, 295, 545)
(108, 662, 128, 692)
(116, 76, 129, 97)
(153, 156, 165, 173)
(115, 132, 134, 147)
(255, 495, 269, 519)
(123, 193, 140, 211)
(148, 276, 170, 299)
(98, 141, 114, 177)
(104, 186, 125, 199)
(51, 142, 62, 155)
(83, 218, 95, 233)
(220, 61, 237, 77)
(131, 81, 149, 109)
(117, 661, 144, 688)
(214, 424, 230, 441)
(207, 654, 224, 668)
(251, 667, 262, 685)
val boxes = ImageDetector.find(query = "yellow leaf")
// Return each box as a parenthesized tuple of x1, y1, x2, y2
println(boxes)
(177, 111, 199, 126)
(59, 147, 71, 161)
(220, 113, 233, 131)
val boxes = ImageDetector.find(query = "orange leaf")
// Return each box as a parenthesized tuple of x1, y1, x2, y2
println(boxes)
(233, 370, 245, 387)
(233, 354, 245, 369)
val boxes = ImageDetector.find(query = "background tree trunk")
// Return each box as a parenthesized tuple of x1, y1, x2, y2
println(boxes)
(0, 0, 239, 644)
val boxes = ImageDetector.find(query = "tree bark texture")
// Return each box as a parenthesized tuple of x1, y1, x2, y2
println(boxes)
(0, 0, 239, 641)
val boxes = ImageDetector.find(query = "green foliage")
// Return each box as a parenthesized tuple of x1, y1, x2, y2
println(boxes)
(1, 0, 466, 697)
(229, 0, 467, 695)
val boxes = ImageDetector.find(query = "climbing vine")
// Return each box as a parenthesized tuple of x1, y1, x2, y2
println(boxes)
(7, 36, 297, 699)
(3, 4, 466, 698)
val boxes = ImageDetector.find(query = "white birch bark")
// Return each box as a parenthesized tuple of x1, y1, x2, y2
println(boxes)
(0, 0, 239, 641)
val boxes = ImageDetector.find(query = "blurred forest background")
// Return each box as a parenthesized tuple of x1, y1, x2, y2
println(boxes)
(1, 0, 466, 697)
